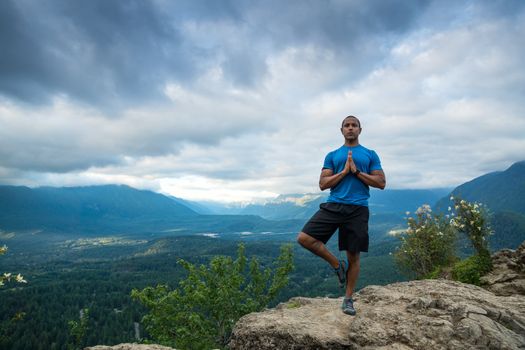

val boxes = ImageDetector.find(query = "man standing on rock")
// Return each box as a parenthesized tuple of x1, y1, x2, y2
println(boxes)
(297, 115, 386, 315)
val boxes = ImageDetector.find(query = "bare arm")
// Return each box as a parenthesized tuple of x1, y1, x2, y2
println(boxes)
(356, 169, 386, 190)
(320, 168, 386, 191)
(319, 168, 347, 191)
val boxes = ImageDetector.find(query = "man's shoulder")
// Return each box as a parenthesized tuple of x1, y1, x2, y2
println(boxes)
(355, 144, 373, 152)
(356, 144, 380, 157)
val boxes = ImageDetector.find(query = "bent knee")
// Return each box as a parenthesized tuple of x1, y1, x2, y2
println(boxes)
(297, 232, 312, 246)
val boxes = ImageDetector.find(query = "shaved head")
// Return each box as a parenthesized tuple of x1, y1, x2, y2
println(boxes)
(341, 115, 361, 128)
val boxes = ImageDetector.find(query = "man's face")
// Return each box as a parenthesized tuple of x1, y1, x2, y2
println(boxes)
(340, 117, 361, 140)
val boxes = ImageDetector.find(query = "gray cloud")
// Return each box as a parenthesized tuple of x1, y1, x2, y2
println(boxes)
(0, 0, 430, 107)
(0, 0, 195, 107)
(0, 89, 279, 173)
(207, 0, 432, 88)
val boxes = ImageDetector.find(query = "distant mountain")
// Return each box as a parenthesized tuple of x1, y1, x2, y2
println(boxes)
(237, 189, 451, 220)
(489, 211, 525, 250)
(169, 196, 216, 215)
(369, 188, 451, 214)
(0, 185, 198, 233)
(435, 161, 525, 214)
(240, 194, 326, 220)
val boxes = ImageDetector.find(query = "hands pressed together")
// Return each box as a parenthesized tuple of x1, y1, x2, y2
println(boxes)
(343, 151, 357, 175)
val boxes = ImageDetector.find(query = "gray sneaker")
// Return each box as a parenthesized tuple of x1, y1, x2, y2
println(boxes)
(342, 297, 356, 316)
(333, 259, 346, 288)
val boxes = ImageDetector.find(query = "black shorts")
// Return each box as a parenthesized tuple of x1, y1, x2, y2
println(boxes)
(301, 202, 369, 252)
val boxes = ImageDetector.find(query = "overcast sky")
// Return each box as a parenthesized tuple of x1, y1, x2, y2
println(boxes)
(1, 0, 524, 203)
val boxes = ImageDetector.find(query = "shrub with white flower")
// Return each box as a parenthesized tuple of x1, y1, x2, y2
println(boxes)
(449, 197, 493, 258)
(394, 204, 457, 279)
(448, 196, 493, 283)
(0, 245, 27, 287)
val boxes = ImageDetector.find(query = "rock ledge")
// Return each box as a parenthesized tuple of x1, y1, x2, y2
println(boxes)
(229, 279, 525, 350)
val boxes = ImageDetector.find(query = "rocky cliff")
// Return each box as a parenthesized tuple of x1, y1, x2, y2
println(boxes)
(229, 279, 525, 349)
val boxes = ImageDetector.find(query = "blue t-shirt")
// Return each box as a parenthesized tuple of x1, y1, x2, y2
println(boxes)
(323, 144, 382, 206)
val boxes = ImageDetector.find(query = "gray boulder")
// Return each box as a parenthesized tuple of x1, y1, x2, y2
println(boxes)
(481, 241, 525, 296)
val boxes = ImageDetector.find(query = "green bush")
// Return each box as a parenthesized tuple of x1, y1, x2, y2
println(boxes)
(452, 254, 492, 286)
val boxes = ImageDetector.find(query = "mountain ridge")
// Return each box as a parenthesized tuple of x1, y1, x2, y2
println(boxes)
(0, 184, 198, 233)
(435, 160, 525, 214)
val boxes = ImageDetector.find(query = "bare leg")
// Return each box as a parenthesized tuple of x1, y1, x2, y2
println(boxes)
(345, 251, 360, 298)
(297, 232, 339, 268)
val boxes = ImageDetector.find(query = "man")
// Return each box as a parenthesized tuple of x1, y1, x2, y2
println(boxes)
(297, 115, 386, 315)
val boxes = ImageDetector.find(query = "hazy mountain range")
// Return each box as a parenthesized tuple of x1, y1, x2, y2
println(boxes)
(0, 161, 523, 248)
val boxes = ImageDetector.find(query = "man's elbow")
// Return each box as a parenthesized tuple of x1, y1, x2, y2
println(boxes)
(372, 177, 386, 190)
(319, 180, 330, 191)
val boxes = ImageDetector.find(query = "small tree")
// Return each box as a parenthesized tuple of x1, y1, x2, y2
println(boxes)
(450, 197, 493, 258)
(394, 204, 457, 279)
(132, 243, 294, 349)
(68, 308, 90, 350)
(450, 197, 493, 284)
